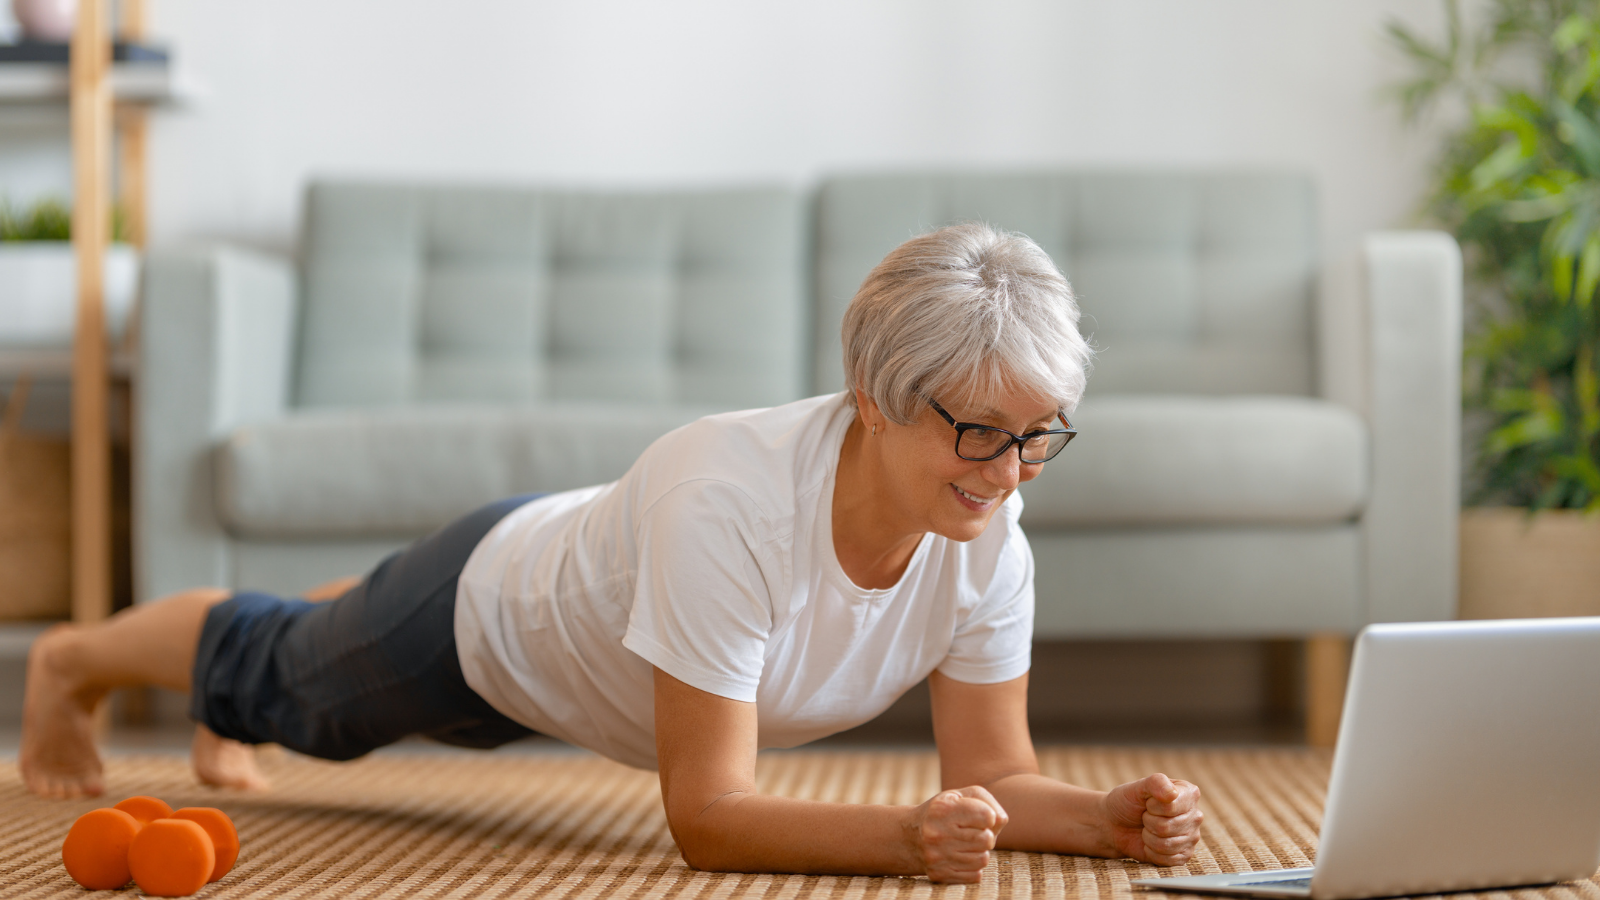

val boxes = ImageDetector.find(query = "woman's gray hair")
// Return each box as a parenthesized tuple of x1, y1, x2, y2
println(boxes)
(841, 222, 1093, 425)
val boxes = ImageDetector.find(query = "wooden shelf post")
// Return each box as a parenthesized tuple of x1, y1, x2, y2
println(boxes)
(117, 0, 149, 249)
(1305, 634, 1352, 747)
(71, 0, 114, 625)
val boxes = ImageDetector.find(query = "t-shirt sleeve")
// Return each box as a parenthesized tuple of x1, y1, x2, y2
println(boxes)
(622, 480, 777, 703)
(936, 521, 1035, 685)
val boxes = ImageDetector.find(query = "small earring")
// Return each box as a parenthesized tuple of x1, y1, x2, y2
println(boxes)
(871, 423, 877, 436)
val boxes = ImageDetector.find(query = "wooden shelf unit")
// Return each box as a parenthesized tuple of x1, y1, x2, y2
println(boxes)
(0, 2, 173, 667)
(0, 1, 154, 639)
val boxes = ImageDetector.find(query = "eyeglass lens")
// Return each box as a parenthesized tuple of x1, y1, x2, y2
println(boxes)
(956, 427, 1072, 463)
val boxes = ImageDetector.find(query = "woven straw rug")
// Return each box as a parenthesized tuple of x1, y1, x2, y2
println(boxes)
(2, 746, 1596, 899)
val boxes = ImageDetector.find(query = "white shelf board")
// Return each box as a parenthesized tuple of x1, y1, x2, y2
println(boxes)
(0, 62, 198, 104)
(0, 621, 56, 659)
(0, 347, 132, 378)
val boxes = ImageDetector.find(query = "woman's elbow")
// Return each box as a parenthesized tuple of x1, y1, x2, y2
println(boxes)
(678, 843, 732, 873)
(669, 821, 740, 873)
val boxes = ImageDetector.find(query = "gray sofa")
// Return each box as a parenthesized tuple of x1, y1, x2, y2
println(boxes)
(136, 172, 1460, 730)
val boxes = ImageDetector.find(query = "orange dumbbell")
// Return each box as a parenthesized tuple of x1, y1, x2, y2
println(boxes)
(170, 807, 240, 883)
(113, 795, 174, 826)
(61, 797, 240, 895)
(61, 807, 142, 890)
(128, 819, 215, 897)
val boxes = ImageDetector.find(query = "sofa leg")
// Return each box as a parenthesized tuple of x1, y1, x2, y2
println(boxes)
(1305, 634, 1351, 747)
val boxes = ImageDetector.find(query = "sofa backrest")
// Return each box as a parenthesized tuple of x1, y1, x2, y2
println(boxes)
(812, 171, 1317, 397)
(295, 182, 807, 410)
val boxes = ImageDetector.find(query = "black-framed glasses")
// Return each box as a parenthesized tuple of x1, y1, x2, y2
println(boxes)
(928, 399, 1077, 463)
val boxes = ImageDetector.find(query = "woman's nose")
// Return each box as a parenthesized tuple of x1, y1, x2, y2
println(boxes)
(981, 450, 1023, 490)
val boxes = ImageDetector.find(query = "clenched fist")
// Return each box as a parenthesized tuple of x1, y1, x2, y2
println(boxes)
(905, 786, 1009, 883)
(1099, 773, 1203, 866)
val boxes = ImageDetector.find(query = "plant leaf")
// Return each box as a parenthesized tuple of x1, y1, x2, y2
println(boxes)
(1488, 386, 1545, 412)
(1470, 139, 1532, 192)
(1486, 406, 1565, 453)
(1553, 99, 1600, 177)
(1502, 176, 1584, 221)
(1554, 13, 1590, 53)
(1550, 454, 1600, 492)
(1577, 230, 1600, 305)
(1578, 342, 1600, 436)
(1553, 247, 1577, 301)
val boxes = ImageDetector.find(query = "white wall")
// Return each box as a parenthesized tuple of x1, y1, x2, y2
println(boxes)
(1, 0, 1450, 259)
(136, 1, 1446, 253)
(2, 0, 1450, 405)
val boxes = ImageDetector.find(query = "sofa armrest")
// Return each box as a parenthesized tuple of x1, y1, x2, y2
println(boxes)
(1362, 231, 1462, 624)
(135, 247, 298, 601)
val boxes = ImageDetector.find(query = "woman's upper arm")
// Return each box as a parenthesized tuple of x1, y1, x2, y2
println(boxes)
(654, 666, 759, 852)
(929, 670, 1039, 790)
(626, 483, 776, 704)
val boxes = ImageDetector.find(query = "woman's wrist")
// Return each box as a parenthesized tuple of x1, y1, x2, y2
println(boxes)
(897, 804, 926, 875)
(1053, 782, 1118, 857)
(1086, 790, 1122, 858)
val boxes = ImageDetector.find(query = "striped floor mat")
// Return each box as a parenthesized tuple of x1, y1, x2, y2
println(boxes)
(1, 746, 1595, 899)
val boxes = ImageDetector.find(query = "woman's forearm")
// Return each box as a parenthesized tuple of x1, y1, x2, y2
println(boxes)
(673, 792, 920, 876)
(985, 774, 1114, 856)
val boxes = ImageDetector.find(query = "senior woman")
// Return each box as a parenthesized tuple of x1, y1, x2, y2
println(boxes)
(21, 223, 1203, 882)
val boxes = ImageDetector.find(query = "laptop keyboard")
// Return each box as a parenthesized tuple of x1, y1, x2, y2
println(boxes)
(1246, 877, 1312, 889)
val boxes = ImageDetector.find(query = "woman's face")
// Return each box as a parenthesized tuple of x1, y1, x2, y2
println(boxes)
(864, 387, 1061, 543)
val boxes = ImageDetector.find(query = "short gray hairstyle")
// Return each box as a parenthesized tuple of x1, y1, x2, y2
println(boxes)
(841, 222, 1093, 425)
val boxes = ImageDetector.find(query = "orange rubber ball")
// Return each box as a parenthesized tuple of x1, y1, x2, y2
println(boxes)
(128, 818, 216, 897)
(61, 807, 142, 890)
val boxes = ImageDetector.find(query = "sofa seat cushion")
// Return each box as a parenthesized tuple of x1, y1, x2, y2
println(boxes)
(215, 404, 715, 538)
(1018, 395, 1367, 527)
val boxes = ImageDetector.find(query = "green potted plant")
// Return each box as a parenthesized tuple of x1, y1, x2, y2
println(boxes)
(1389, 0, 1600, 618)
(0, 196, 137, 348)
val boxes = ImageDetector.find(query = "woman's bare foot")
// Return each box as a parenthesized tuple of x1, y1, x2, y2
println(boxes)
(192, 724, 270, 791)
(20, 626, 107, 799)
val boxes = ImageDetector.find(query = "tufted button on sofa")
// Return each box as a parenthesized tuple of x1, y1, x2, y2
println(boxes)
(137, 172, 1459, 737)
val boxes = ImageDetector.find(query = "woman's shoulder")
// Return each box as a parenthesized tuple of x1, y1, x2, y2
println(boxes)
(677, 393, 849, 446)
(628, 393, 850, 508)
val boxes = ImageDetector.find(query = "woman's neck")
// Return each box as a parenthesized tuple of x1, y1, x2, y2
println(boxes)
(831, 417, 926, 590)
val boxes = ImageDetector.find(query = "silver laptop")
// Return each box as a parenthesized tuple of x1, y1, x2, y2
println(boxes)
(1134, 617, 1600, 900)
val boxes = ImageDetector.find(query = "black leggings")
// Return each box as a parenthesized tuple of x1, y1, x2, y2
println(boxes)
(189, 494, 543, 760)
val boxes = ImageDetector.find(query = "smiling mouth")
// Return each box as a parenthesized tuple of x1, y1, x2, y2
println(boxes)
(952, 484, 997, 509)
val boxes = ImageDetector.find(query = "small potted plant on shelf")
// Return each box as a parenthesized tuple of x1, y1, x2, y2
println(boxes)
(1389, 0, 1600, 619)
(0, 196, 138, 350)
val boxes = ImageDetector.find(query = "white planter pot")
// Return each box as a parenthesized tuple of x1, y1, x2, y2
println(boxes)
(1459, 508, 1600, 619)
(0, 243, 139, 347)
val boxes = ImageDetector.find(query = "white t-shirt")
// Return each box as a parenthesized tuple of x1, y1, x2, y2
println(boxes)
(453, 392, 1035, 770)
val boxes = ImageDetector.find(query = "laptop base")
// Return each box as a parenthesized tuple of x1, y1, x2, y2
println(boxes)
(1132, 868, 1314, 899)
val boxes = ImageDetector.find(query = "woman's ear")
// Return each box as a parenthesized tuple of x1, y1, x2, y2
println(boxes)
(854, 389, 887, 437)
